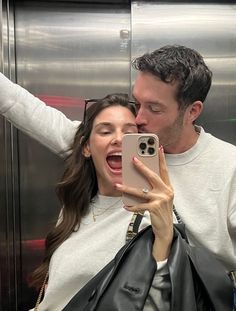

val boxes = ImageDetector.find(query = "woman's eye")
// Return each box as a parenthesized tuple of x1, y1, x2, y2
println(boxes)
(100, 131, 111, 135)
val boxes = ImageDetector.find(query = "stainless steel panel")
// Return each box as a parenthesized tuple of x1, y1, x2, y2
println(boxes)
(15, 0, 131, 233)
(0, 1, 21, 310)
(131, 1, 236, 145)
(15, 1, 131, 110)
(2, 1, 131, 310)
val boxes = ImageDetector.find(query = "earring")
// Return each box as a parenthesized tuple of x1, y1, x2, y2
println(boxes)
(84, 153, 91, 159)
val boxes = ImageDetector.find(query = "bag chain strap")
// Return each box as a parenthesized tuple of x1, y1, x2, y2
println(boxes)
(34, 271, 48, 311)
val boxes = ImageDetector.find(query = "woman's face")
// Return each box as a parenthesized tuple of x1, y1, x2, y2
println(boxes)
(84, 105, 137, 196)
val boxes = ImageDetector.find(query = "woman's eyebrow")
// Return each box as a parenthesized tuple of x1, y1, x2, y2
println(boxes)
(94, 122, 113, 128)
(124, 123, 137, 128)
(94, 122, 137, 129)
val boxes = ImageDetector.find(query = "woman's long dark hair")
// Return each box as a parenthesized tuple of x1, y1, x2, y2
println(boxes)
(30, 93, 136, 288)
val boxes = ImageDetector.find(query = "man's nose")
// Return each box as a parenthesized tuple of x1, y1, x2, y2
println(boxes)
(135, 108, 147, 125)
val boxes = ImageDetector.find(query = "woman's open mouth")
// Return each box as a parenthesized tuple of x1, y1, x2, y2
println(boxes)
(106, 153, 122, 172)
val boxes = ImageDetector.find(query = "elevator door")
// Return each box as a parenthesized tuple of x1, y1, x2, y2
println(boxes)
(1, 1, 131, 310)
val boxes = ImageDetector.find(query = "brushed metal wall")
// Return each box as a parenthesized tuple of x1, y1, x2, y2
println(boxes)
(1, 1, 236, 310)
(0, 1, 21, 310)
(15, 3, 131, 309)
(14, 1, 131, 230)
(1, 1, 131, 310)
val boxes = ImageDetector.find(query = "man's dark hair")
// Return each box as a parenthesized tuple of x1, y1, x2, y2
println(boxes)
(132, 45, 212, 109)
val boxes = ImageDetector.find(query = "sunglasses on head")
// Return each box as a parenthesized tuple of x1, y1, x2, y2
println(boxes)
(83, 98, 136, 124)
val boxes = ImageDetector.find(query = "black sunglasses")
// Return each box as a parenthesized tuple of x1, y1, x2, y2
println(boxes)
(83, 99, 100, 123)
(83, 98, 136, 124)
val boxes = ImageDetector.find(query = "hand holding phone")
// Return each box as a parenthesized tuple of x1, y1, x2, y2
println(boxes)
(122, 133, 159, 206)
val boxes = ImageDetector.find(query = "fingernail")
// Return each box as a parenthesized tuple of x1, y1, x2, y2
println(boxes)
(159, 145, 164, 153)
(115, 183, 122, 189)
(133, 156, 139, 163)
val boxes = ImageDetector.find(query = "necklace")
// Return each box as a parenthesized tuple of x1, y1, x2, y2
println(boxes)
(91, 197, 122, 222)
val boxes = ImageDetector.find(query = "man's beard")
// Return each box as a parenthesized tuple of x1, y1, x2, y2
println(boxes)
(160, 113, 185, 149)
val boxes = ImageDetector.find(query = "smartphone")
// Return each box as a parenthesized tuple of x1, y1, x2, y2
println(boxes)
(122, 133, 159, 206)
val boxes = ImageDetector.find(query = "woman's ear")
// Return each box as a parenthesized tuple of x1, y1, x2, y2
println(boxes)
(82, 139, 91, 158)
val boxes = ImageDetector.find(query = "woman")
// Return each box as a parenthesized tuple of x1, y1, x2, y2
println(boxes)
(31, 93, 174, 310)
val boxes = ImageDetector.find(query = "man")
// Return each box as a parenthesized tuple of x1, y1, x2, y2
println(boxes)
(0, 45, 236, 273)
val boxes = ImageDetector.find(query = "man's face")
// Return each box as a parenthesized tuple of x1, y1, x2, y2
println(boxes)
(133, 72, 187, 153)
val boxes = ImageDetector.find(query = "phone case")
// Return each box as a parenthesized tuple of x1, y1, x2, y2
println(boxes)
(122, 133, 159, 206)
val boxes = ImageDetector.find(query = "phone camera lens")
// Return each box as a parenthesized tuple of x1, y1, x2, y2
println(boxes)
(139, 142, 147, 150)
(148, 138, 155, 145)
(148, 147, 155, 155)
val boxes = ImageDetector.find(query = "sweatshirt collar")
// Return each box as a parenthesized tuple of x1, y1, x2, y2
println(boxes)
(165, 126, 211, 166)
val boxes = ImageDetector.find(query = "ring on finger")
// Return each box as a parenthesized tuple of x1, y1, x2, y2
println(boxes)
(142, 188, 149, 195)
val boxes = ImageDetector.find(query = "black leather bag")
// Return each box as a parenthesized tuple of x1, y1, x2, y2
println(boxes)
(63, 225, 156, 311)
(62, 225, 233, 311)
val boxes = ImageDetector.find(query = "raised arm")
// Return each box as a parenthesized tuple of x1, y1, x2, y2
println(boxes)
(0, 72, 79, 157)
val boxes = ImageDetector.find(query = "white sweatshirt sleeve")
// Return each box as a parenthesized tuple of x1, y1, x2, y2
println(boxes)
(228, 175, 236, 262)
(144, 259, 171, 311)
(0, 72, 79, 157)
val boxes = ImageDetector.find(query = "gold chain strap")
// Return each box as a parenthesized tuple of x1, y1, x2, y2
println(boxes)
(34, 271, 49, 311)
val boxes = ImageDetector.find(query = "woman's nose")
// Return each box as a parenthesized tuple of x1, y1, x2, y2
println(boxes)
(111, 132, 123, 145)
